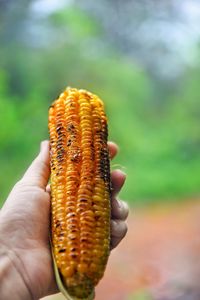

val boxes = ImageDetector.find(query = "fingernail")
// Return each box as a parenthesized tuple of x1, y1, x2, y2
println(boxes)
(120, 170, 127, 177)
(40, 141, 44, 151)
(113, 169, 127, 178)
(116, 199, 122, 209)
(40, 140, 48, 152)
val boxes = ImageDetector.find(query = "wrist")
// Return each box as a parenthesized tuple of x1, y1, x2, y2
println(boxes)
(0, 246, 33, 300)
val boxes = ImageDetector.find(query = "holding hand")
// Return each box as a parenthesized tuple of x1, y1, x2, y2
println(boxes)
(0, 141, 128, 300)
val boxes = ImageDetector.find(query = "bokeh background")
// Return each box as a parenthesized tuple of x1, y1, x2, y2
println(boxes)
(1, 0, 200, 299)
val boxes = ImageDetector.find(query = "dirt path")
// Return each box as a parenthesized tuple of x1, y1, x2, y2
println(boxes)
(43, 200, 200, 300)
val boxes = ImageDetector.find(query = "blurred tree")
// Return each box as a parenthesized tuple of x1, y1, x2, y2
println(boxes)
(1, 0, 200, 206)
(75, 0, 200, 82)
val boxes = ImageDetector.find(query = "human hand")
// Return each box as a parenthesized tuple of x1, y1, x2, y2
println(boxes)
(0, 141, 128, 300)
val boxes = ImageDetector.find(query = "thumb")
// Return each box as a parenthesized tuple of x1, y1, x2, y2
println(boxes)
(21, 140, 50, 189)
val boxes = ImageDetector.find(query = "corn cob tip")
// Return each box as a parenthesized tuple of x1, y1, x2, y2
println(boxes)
(52, 247, 95, 300)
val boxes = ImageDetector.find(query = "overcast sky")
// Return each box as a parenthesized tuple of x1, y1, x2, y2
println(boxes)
(30, 0, 200, 79)
(31, 0, 200, 51)
(31, 0, 71, 15)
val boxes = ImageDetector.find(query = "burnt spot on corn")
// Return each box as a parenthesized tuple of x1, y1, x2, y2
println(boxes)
(48, 87, 111, 299)
(49, 104, 55, 109)
(59, 249, 66, 253)
(67, 123, 75, 132)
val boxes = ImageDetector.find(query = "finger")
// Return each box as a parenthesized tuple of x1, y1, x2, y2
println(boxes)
(111, 237, 125, 250)
(108, 141, 118, 160)
(111, 199, 129, 220)
(111, 169, 126, 198)
(110, 219, 128, 250)
(21, 141, 50, 189)
(46, 184, 51, 194)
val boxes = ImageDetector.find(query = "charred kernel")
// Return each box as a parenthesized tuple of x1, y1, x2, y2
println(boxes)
(58, 248, 66, 253)
(49, 87, 111, 299)
(80, 237, 93, 244)
(69, 253, 79, 260)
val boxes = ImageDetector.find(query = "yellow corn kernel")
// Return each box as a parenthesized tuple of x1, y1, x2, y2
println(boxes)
(48, 87, 111, 299)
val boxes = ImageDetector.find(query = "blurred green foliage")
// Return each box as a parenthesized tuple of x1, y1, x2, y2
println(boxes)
(1, 2, 200, 206)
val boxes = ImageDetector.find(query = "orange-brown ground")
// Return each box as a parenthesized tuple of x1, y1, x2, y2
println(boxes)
(43, 200, 200, 300)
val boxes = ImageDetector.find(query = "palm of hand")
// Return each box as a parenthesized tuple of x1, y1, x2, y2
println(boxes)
(1, 184, 57, 299)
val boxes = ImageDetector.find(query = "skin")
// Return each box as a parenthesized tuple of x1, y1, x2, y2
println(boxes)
(0, 141, 128, 300)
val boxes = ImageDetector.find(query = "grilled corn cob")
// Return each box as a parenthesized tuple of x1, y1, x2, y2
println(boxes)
(48, 87, 111, 300)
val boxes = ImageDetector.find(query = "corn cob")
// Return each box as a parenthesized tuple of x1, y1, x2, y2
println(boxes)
(48, 87, 111, 300)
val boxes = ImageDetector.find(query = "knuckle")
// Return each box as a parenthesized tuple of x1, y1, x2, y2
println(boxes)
(112, 199, 129, 220)
(122, 221, 128, 237)
(13, 179, 27, 191)
(111, 220, 128, 238)
(121, 201, 129, 220)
